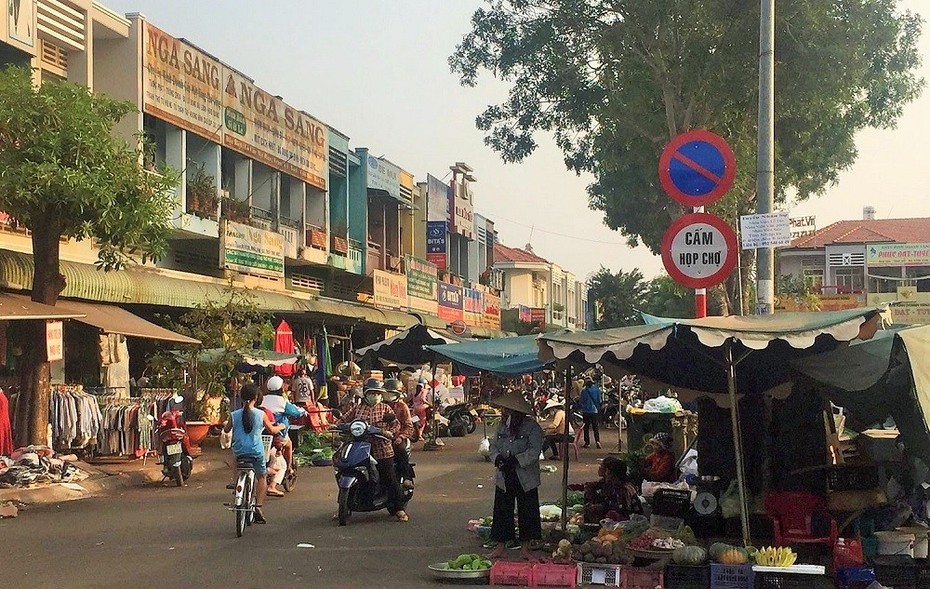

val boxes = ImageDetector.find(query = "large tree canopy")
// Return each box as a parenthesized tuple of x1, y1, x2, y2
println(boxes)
(0, 66, 178, 444)
(451, 0, 923, 306)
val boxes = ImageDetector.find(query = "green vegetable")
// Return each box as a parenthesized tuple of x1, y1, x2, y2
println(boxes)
(672, 546, 707, 566)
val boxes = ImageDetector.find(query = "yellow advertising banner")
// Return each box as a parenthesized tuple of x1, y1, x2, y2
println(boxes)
(867, 243, 930, 267)
(775, 293, 865, 312)
(142, 23, 223, 140)
(374, 270, 408, 311)
(887, 304, 930, 324)
(482, 293, 501, 330)
(222, 69, 328, 190)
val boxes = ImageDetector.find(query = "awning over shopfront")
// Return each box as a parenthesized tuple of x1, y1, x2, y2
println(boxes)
(355, 323, 461, 367)
(0, 249, 414, 329)
(54, 300, 200, 344)
(425, 335, 550, 376)
(0, 292, 85, 321)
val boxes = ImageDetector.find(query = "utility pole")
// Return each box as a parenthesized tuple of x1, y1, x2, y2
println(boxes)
(756, 0, 776, 315)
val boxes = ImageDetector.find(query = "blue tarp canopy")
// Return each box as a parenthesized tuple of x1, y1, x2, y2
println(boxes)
(425, 335, 551, 376)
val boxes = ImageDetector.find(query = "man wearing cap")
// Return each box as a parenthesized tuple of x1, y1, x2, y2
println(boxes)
(486, 391, 545, 560)
(260, 375, 307, 478)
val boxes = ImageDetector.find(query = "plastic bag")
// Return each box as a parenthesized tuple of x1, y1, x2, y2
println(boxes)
(642, 395, 683, 413)
(720, 480, 741, 519)
(478, 437, 490, 457)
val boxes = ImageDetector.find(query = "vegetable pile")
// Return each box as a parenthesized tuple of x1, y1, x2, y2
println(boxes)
(446, 553, 492, 571)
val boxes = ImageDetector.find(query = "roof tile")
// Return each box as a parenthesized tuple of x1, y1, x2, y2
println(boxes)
(789, 218, 930, 249)
(493, 242, 549, 264)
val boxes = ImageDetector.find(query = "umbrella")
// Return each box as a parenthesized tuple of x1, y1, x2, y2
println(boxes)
(538, 307, 886, 546)
(354, 323, 461, 368)
(274, 320, 296, 376)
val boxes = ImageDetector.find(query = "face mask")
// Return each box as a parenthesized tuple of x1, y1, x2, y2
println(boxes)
(365, 393, 382, 406)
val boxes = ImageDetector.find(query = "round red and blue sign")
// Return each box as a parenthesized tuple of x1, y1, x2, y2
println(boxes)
(658, 130, 736, 207)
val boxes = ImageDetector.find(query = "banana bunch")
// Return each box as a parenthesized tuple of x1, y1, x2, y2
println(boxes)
(754, 546, 797, 567)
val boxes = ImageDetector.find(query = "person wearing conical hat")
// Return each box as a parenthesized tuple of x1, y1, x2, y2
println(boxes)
(485, 391, 545, 560)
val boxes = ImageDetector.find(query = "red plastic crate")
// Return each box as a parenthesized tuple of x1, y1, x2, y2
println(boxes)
(531, 563, 576, 588)
(491, 561, 534, 586)
(621, 567, 664, 589)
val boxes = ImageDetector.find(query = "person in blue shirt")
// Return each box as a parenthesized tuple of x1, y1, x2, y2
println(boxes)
(260, 375, 307, 476)
(579, 378, 603, 449)
(224, 383, 284, 524)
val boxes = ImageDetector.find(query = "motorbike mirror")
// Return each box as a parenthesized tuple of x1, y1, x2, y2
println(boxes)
(383, 413, 396, 423)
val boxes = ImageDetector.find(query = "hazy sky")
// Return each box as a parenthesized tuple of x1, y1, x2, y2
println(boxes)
(105, 0, 930, 282)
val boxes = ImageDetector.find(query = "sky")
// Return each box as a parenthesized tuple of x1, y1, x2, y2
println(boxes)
(105, 0, 930, 282)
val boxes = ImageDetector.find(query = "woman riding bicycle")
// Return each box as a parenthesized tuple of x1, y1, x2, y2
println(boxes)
(224, 383, 284, 524)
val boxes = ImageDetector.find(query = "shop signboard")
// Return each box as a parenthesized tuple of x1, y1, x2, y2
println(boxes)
(438, 282, 463, 323)
(405, 256, 438, 314)
(866, 243, 930, 267)
(222, 68, 327, 190)
(427, 174, 450, 222)
(482, 293, 501, 330)
(776, 293, 865, 312)
(452, 182, 474, 240)
(790, 215, 816, 240)
(46, 320, 63, 362)
(367, 155, 402, 201)
(426, 221, 447, 269)
(220, 220, 284, 277)
(530, 307, 547, 327)
(463, 288, 483, 327)
(142, 23, 223, 139)
(373, 270, 407, 310)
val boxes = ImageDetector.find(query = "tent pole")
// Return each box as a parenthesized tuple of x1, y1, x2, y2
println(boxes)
(726, 341, 752, 546)
(561, 365, 571, 533)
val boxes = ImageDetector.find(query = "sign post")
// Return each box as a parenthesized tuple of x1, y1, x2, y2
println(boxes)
(658, 130, 737, 317)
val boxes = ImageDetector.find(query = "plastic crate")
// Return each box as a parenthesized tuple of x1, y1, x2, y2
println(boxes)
(491, 561, 534, 586)
(753, 571, 824, 589)
(832, 537, 864, 572)
(826, 465, 881, 492)
(531, 563, 576, 588)
(665, 564, 709, 589)
(870, 555, 918, 589)
(652, 488, 692, 518)
(621, 567, 664, 589)
(577, 562, 623, 587)
(710, 564, 754, 589)
(919, 560, 930, 587)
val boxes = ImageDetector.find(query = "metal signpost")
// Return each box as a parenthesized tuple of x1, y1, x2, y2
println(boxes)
(658, 130, 737, 316)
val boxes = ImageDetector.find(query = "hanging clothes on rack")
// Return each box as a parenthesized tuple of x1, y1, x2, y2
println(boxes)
(0, 388, 13, 456)
(49, 385, 103, 451)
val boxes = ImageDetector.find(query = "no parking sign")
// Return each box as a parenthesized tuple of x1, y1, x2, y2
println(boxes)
(659, 130, 736, 208)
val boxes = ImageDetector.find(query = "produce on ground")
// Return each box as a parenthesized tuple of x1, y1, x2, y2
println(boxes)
(571, 535, 634, 565)
(755, 546, 797, 567)
(672, 545, 707, 566)
(718, 547, 750, 565)
(447, 553, 493, 570)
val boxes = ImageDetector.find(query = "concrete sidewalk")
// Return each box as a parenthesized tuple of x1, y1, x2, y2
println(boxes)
(0, 444, 232, 507)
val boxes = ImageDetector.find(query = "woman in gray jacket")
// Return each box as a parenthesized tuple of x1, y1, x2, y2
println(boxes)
(485, 392, 545, 560)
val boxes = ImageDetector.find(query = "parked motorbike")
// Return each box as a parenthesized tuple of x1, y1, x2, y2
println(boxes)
(156, 407, 194, 487)
(331, 417, 415, 526)
(442, 403, 478, 436)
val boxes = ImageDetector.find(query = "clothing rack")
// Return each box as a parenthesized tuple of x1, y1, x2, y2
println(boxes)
(50, 384, 104, 452)
(96, 394, 157, 458)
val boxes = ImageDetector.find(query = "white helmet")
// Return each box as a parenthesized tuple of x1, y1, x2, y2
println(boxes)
(266, 375, 284, 392)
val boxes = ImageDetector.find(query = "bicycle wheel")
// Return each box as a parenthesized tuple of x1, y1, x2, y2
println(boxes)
(246, 475, 255, 526)
(235, 473, 250, 537)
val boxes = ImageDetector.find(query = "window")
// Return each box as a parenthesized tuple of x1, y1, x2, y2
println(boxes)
(834, 267, 864, 293)
(803, 268, 824, 289)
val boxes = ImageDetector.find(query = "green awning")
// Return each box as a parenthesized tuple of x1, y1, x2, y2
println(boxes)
(0, 249, 413, 328)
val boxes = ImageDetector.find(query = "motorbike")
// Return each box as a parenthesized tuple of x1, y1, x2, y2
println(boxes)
(331, 417, 415, 526)
(156, 407, 194, 487)
(442, 402, 478, 436)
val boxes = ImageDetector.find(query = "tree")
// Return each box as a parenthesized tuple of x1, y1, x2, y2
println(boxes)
(147, 287, 273, 421)
(642, 274, 695, 319)
(501, 308, 545, 335)
(0, 66, 179, 444)
(587, 267, 648, 328)
(776, 273, 821, 311)
(451, 1, 923, 311)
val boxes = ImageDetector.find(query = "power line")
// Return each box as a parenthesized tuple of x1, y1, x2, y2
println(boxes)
(488, 212, 634, 246)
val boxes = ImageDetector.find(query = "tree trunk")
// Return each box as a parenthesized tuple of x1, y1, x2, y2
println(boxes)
(15, 213, 65, 446)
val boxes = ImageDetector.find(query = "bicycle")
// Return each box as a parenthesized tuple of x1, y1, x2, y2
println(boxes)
(227, 435, 272, 537)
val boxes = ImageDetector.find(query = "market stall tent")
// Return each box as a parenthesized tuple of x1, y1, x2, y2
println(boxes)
(538, 307, 885, 545)
(355, 323, 461, 368)
(790, 324, 930, 465)
(424, 335, 551, 377)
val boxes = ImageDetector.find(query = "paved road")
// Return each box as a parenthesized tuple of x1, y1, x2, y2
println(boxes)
(3, 434, 604, 589)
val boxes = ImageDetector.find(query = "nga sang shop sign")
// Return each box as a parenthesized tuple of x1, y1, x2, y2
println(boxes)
(220, 220, 284, 277)
(373, 270, 408, 311)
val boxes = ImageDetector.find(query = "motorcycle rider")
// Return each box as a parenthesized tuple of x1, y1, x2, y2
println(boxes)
(381, 378, 415, 490)
(338, 378, 408, 522)
(260, 375, 307, 477)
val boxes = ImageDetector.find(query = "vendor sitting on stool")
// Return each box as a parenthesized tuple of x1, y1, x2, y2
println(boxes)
(572, 456, 642, 523)
(643, 432, 677, 483)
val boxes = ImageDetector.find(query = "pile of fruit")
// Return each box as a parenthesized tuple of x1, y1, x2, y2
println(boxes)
(754, 546, 797, 567)
(446, 553, 493, 571)
(708, 543, 760, 565)
(571, 530, 634, 565)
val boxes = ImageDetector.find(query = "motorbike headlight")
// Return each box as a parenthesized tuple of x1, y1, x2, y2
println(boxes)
(349, 421, 366, 437)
